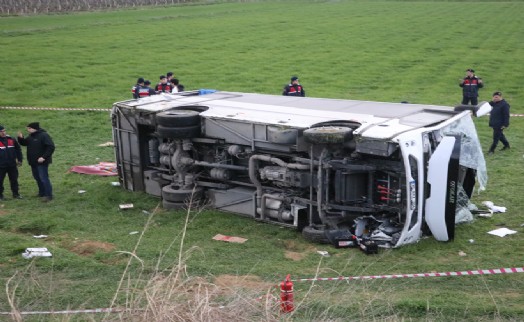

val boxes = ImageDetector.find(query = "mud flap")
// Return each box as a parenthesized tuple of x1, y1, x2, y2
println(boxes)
(425, 135, 461, 241)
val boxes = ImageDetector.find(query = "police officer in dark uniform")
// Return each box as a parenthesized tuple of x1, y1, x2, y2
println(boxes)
(0, 125, 23, 200)
(283, 76, 305, 97)
(459, 69, 483, 105)
(155, 75, 173, 93)
(138, 80, 157, 97)
(132, 77, 145, 99)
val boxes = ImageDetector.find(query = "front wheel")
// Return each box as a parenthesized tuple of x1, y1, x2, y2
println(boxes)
(302, 225, 330, 244)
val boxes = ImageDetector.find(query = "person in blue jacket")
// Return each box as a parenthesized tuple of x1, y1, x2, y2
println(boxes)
(487, 92, 510, 154)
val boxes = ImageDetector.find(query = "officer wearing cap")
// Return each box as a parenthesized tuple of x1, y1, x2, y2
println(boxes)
(132, 77, 145, 99)
(0, 125, 23, 200)
(459, 68, 483, 105)
(283, 76, 305, 97)
(155, 75, 173, 93)
(137, 80, 156, 97)
(487, 91, 510, 154)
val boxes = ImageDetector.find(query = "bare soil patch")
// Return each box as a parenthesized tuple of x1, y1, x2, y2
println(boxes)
(68, 240, 116, 256)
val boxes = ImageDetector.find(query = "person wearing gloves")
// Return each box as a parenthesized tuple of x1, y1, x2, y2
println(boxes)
(17, 122, 55, 202)
(0, 125, 23, 200)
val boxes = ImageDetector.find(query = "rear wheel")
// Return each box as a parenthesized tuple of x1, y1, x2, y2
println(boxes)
(162, 199, 186, 210)
(157, 124, 201, 139)
(162, 185, 204, 203)
(156, 110, 201, 127)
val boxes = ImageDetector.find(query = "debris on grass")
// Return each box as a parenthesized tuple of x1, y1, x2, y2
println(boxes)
(78, 190, 86, 194)
(32, 235, 48, 239)
(482, 201, 507, 213)
(212, 234, 247, 243)
(458, 251, 467, 257)
(98, 141, 114, 147)
(129, 231, 140, 235)
(22, 247, 52, 259)
(111, 181, 121, 187)
(316, 250, 330, 257)
(487, 228, 517, 237)
(119, 203, 134, 210)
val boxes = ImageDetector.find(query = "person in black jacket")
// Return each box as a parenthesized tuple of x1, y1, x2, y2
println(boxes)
(487, 91, 510, 154)
(171, 78, 185, 93)
(459, 68, 483, 105)
(0, 125, 23, 200)
(17, 122, 55, 202)
(283, 76, 305, 97)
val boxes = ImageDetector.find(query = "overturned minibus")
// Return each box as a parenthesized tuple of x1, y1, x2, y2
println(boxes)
(111, 91, 489, 248)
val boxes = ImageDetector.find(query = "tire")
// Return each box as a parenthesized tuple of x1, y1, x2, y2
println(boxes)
(162, 199, 186, 210)
(303, 126, 353, 144)
(157, 124, 201, 139)
(302, 225, 330, 244)
(162, 185, 204, 203)
(156, 110, 201, 127)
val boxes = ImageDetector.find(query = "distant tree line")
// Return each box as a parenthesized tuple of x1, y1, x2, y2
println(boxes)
(0, 0, 210, 15)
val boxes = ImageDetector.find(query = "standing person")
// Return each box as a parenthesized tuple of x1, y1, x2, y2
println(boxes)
(487, 92, 510, 155)
(155, 75, 173, 93)
(459, 68, 483, 105)
(171, 78, 185, 93)
(283, 76, 305, 97)
(140, 80, 157, 97)
(0, 125, 23, 200)
(17, 122, 55, 202)
(132, 77, 145, 99)
(166, 72, 175, 84)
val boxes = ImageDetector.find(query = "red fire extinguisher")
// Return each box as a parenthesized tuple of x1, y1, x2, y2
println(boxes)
(280, 274, 294, 313)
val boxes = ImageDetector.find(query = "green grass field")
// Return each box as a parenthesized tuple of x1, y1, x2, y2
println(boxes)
(1, 1, 523, 320)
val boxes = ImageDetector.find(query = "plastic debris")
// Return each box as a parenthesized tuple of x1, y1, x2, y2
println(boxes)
(487, 228, 517, 237)
(22, 248, 52, 259)
(119, 203, 134, 210)
(129, 231, 140, 235)
(111, 182, 121, 187)
(212, 234, 247, 243)
(482, 201, 507, 213)
(316, 250, 330, 257)
(78, 190, 86, 194)
(468, 239, 475, 243)
(32, 235, 48, 239)
(458, 251, 467, 257)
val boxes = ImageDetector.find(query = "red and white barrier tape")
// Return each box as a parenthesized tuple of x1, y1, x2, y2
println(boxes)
(1, 267, 521, 316)
(0, 307, 126, 316)
(0, 106, 110, 112)
(292, 266, 524, 282)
